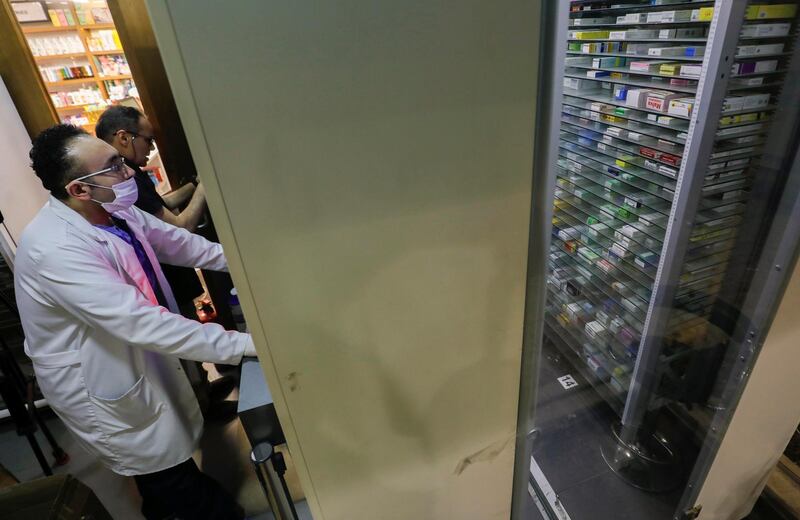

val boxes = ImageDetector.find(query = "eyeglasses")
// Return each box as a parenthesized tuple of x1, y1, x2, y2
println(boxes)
(126, 130, 156, 147)
(69, 156, 129, 185)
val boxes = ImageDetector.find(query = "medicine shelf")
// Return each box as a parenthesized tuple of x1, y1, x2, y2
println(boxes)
(91, 49, 125, 55)
(562, 104, 687, 144)
(564, 87, 693, 120)
(98, 74, 132, 81)
(546, 269, 646, 337)
(567, 50, 706, 62)
(21, 23, 116, 34)
(559, 139, 679, 186)
(564, 70, 698, 94)
(568, 21, 712, 29)
(562, 95, 690, 133)
(559, 128, 684, 177)
(557, 152, 676, 201)
(569, 1, 713, 16)
(546, 254, 649, 331)
(551, 224, 662, 294)
(54, 105, 88, 112)
(549, 247, 652, 313)
(557, 161, 674, 216)
(44, 77, 96, 87)
(562, 115, 685, 152)
(553, 193, 666, 257)
(33, 52, 87, 61)
(568, 38, 708, 43)
(543, 318, 626, 413)
(554, 193, 666, 256)
(561, 132, 675, 181)
(566, 63, 702, 81)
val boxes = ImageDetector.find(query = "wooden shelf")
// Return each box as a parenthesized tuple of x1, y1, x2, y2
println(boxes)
(45, 77, 97, 87)
(55, 105, 88, 112)
(91, 49, 124, 55)
(98, 74, 132, 81)
(33, 52, 87, 61)
(21, 22, 116, 34)
(21, 24, 80, 34)
(80, 23, 116, 30)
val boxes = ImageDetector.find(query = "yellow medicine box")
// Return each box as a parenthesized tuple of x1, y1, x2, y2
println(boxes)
(695, 7, 714, 21)
(659, 63, 681, 76)
(571, 30, 611, 40)
(747, 4, 797, 20)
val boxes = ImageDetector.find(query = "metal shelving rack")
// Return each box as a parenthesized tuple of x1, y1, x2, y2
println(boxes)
(536, 0, 800, 502)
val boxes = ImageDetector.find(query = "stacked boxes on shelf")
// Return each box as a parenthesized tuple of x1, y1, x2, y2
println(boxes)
(674, 1, 797, 335)
(552, 0, 799, 408)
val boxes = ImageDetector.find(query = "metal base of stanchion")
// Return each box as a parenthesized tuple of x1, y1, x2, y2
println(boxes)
(600, 422, 681, 493)
(250, 442, 299, 520)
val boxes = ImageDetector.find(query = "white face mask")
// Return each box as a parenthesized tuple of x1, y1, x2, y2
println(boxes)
(68, 159, 139, 214)
(87, 177, 139, 214)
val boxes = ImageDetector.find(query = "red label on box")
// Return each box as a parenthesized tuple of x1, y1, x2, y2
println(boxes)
(646, 97, 666, 111)
(639, 147, 658, 158)
(659, 153, 681, 166)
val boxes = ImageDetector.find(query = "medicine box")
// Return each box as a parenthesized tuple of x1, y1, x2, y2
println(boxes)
(578, 248, 600, 264)
(732, 59, 778, 75)
(570, 30, 611, 40)
(736, 43, 784, 57)
(564, 77, 588, 90)
(573, 16, 615, 26)
(592, 56, 624, 68)
(630, 60, 671, 72)
(740, 22, 791, 38)
(668, 97, 695, 117)
(585, 321, 607, 340)
(659, 63, 681, 76)
(587, 70, 611, 78)
(647, 10, 692, 23)
(743, 93, 770, 109)
(610, 29, 658, 40)
(645, 90, 683, 112)
(680, 64, 702, 78)
(648, 46, 705, 57)
(691, 7, 714, 21)
(617, 13, 647, 24)
(746, 4, 798, 20)
(566, 56, 593, 66)
(625, 89, 651, 108)
(676, 27, 706, 38)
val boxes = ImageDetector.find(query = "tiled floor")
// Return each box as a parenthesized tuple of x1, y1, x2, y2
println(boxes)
(0, 364, 312, 520)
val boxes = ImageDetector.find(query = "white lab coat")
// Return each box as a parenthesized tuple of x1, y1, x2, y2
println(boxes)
(14, 196, 252, 476)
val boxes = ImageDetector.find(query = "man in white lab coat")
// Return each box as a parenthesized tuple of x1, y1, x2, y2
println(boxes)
(15, 124, 254, 519)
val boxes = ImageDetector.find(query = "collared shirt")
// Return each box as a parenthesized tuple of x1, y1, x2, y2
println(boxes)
(94, 216, 169, 308)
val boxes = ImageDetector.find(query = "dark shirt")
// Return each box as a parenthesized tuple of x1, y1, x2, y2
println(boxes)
(127, 159, 167, 217)
(125, 158, 203, 304)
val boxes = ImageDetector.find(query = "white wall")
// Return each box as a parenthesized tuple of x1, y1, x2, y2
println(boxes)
(146, 2, 541, 518)
(0, 75, 49, 265)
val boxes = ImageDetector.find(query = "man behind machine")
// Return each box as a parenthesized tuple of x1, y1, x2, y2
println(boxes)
(15, 124, 254, 519)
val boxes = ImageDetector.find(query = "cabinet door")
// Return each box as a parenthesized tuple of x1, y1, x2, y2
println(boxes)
(146, 1, 542, 519)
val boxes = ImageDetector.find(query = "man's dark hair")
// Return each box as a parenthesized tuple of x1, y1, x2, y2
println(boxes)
(95, 105, 143, 143)
(29, 124, 89, 200)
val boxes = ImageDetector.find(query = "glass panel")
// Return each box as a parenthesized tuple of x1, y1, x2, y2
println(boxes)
(522, 1, 800, 519)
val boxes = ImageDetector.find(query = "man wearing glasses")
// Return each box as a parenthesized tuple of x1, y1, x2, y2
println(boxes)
(15, 124, 252, 519)
(95, 105, 207, 232)
(96, 106, 238, 422)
